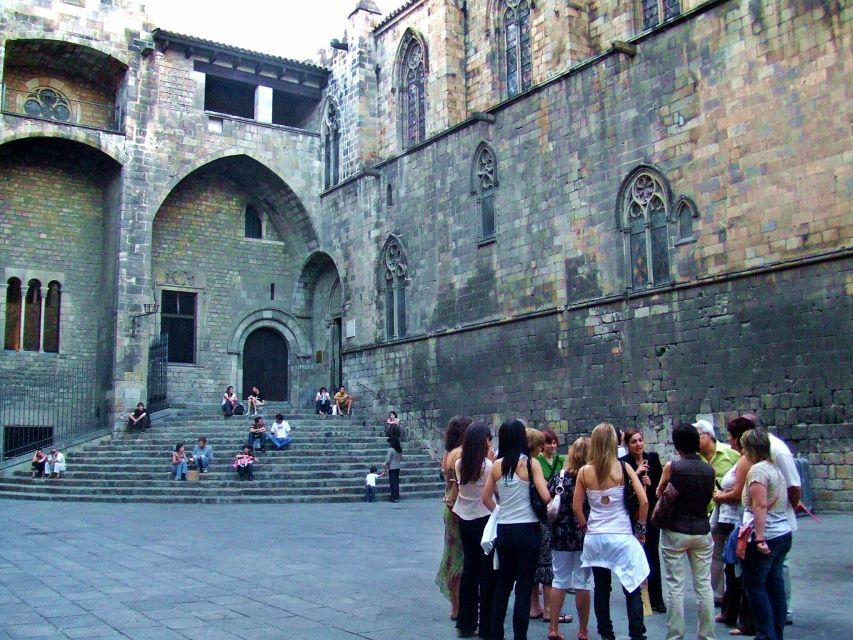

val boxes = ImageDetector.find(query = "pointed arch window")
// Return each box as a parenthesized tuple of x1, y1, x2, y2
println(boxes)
(381, 237, 408, 339)
(621, 169, 671, 289)
(504, 0, 532, 98)
(4, 278, 22, 351)
(43, 281, 61, 353)
(23, 279, 43, 352)
(244, 203, 263, 239)
(472, 143, 499, 241)
(324, 102, 341, 189)
(674, 196, 699, 243)
(641, 0, 681, 30)
(401, 37, 427, 147)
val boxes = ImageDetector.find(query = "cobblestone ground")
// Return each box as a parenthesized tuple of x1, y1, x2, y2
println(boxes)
(0, 499, 848, 639)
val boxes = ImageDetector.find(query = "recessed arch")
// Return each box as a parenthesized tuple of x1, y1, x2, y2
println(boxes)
(296, 250, 345, 310)
(4, 36, 131, 69)
(0, 130, 129, 165)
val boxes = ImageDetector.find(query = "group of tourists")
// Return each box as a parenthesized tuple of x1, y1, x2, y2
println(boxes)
(435, 413, 800, 640)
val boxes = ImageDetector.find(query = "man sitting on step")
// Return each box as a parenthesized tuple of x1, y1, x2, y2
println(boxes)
(268, 414, 293, 450)
(193, 437, 214, 473)
(247, 417, 268, 452)
(333, 385, 354, 416)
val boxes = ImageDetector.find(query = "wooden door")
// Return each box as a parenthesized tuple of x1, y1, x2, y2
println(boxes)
(242, 328, 288, 401)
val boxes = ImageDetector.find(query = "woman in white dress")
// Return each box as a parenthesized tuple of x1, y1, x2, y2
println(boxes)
(573, 423, 649, 640)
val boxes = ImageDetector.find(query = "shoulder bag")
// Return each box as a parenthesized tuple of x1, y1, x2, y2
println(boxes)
(650, 482, 679, 530)
(621, 461, 640, 525)
(527, 457, 550, 524)
(547, 469, 567, 526)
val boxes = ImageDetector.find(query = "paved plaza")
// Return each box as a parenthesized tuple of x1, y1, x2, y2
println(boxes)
(0, 498, 849, 640)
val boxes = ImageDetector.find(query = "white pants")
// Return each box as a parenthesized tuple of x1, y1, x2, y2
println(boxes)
(660, 530, 715, 640)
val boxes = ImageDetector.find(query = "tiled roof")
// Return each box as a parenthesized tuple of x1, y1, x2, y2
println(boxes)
(373, 0, 423, 32)
(152, 29, 329, 74)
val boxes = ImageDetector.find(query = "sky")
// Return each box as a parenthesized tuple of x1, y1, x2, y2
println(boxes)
(144, 0, 402, 63)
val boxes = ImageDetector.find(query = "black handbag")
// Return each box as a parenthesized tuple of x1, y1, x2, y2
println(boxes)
(528, 457, 549, 524)
(621, 461, 640, 525)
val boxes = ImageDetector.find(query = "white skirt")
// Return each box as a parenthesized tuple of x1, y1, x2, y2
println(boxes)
(580, 533, 650, 592)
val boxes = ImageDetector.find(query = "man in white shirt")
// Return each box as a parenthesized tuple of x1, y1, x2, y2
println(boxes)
(745, 413, 800, 624)
(268, 413, 293, 450)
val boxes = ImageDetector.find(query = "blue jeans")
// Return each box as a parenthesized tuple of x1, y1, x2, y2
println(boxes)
(196, 455, 210, 472)
(592, 567, 646, 640)
(171, 460, 187, 480)
(268, 436, 292, 450)
(365, 486, 376, 502)
(490, 522, 541, 640)
(247, 435, 266, 450)
(742, 532, 792, 640)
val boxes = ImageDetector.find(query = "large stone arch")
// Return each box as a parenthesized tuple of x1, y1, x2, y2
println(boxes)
(226, 309, 311, 401)
(3, 35, 131, 69)
(148, 149, 317, 249)
(0, 128, 129, 165)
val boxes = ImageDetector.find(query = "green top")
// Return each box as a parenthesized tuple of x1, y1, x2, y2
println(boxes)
(536, 452, 564, 482)
(702, 441, 741, 512)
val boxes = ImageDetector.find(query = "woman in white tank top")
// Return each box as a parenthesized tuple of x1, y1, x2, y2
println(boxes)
(482, 419, 553, 640)
(573, 423, 649, 640)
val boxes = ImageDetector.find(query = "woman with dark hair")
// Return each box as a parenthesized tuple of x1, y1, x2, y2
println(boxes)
(619, 427, 665, 613)
(532, 429, 565, 621)
(573, 423, 649, 640)
(737, 428, 792, 640)
(171, 443, 188, 481)
(385, 433, 403, 502)
(385, 411, 401, 438)
(221, 385, 239, 417)
(656, 423, 716, 640)
(453, 421, 497, 637)
(436, 415, 473, 620)
(482, 419, 552, 640)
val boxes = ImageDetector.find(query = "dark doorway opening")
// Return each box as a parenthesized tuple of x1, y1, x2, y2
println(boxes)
(242, 328, 288, 401)
(330, 317, 342, 390)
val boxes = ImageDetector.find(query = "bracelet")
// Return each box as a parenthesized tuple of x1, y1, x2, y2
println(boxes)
(633, 521, 647, 536)
(755, 539, 767, 543)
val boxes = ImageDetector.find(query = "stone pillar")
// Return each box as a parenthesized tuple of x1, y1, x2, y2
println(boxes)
(191, 70, 206, 110)
(255, 85, 273, 123)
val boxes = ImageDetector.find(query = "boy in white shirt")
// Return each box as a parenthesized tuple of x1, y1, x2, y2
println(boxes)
(268, 414, 293, 450)
(365, 466, 385, 502)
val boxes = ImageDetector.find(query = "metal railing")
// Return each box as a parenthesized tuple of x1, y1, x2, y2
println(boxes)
(357, 382, 444, 459)
(1, 84, 123, 133)
(0, 359, 108, 465)
(147, 335, 169, 413)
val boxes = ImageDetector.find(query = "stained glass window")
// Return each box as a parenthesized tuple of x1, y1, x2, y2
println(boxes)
(4, 278, 22, 351)
(24, 88, 71, 123)
(623, 171, 671, 289)
(402, 39, 426, 147)
(505, 0, 532, 98)
(642, 0, 681, 29)
(382, 237, 408, 339)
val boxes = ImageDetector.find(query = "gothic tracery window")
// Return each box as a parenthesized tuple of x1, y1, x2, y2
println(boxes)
(674, 197, 699, 242)
(641, 0, 681, 30)
(473, 144, 498, 241)
(504, 0, 532, 98)
(401, 37, 427, 147)
(621, 170, 671, 289)
(24, 87, 72, 122)
(382, 237, 408, 339)
(324, 102, 341, 189)
(4, 276, 63, 353)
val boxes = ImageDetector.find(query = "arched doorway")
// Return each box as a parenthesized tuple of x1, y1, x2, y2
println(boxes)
(242, 328, 288, 401)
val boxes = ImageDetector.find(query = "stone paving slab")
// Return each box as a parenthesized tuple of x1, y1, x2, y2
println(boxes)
(0, 499, 849, 639)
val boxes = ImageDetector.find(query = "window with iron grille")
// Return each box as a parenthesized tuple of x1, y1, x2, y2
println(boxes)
(161, 290, 197, 364)
(504, 0, 532, 98)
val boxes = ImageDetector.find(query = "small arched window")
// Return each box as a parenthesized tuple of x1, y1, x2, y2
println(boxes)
(674, 196, 699, 242)
(381, 236, 409, 340)
(4, 278, 22, 351)
(386, 184, 393, 208)
(401, 35, 427, 147)
(23, 279, 42, 352)
(641, 0, 681, 30)
(324, 102, 341, 189)
(504, 0, 532, 98)
(244, 203, 263, 239)
(43, 281, 61, 353)
(620, 169, 671, 289)
(472, 143, 499, 241)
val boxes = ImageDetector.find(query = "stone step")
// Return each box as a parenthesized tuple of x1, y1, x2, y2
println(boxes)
(0, 476, 439, 491)
(15, 461, 438, 476)
(3, 471, 439, 486)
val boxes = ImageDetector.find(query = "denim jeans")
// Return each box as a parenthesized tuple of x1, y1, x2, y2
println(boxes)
(660, 530, 715, 640)
(316, 399, 332, 414)
(196, 456, 210, 472)
(237, 465, 253, 481)
(171, 460, 187, 480)
(365, 486, 376, 502)
(268, 436, 292, 450)
(490, 522, 540, 640)
(222, 402, 234, 416)
(388, 469, 400, 501)
(247, 435, 265, 451)
(742, 532, 792, 640)
(457, 515, 497, 636)
(592, 567, 646, 640)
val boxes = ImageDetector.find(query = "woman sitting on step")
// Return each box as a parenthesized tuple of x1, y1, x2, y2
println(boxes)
(247, 386, 265, 416)
(171, 443, 188, 481)
(233, 446, 256, 481)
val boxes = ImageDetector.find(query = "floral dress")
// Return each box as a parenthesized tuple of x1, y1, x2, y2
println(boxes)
(435, 503, 464, 600)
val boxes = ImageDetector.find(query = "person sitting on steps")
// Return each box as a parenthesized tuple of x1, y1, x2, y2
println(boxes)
(171, 443, 188, 481)
(127, 402, 151, 431)
(45, 448, 66, 479)
(247, 385, 265, 416)
(267, 414, 293, 450)
(334, 385, 354, 416)
(233, 446, 255, 481)
(221, 385, 242, 417)
(31, 449, 47, 478)
(315, 387, 333, 416)
(193, 437, 214, 473)
(247, 417, 267, 451)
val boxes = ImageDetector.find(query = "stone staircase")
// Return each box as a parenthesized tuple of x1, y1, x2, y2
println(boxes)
(0, 404, 445, 503)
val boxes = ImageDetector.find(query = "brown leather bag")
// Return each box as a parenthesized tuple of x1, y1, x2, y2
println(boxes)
(650, 482, 679, 530)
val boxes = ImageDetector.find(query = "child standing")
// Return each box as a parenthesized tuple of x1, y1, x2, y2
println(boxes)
(365, 466, 385, 502)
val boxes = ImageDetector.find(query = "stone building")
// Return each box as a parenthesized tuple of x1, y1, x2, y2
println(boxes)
(0, 0, 850, 506)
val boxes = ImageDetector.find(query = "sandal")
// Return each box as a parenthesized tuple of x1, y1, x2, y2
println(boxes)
(547, 633, 565, 640)
(576, 634, 589, 640)
(545, 614, 573, 623)
(730, 629, 754, 636)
